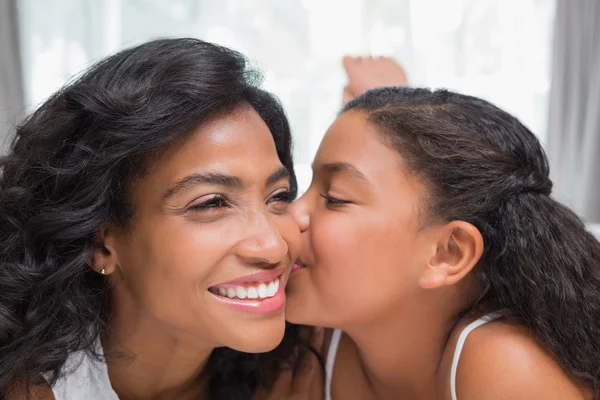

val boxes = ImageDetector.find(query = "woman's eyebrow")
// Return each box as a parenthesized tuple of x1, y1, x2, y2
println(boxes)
(163, 166, 290, 200)
(163, 172, 244, 199)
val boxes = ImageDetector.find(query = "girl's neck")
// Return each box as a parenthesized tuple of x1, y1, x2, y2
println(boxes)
(341, 292, 465, 399)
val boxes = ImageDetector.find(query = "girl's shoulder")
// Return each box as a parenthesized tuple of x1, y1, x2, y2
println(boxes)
(440, 316, 590, 400)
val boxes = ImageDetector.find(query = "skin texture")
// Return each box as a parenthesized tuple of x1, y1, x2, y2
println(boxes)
(7, 106, 300, 400)
(286, 111, 436, 329)
(285, 110, 588, 399)
(98, 107, 300, 399)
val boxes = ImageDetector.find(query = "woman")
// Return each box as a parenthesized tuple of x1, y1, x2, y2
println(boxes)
(286, 87, 600, 399)
(0, 38, 303, 400)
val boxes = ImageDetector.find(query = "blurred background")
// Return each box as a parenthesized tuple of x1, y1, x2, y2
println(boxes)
(1, 0, 599, 230)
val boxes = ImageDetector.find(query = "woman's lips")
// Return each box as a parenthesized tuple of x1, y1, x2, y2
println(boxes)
(208, 275, 285, 315)
(208, 267, 288, 315)
(210, 267, 285, 287)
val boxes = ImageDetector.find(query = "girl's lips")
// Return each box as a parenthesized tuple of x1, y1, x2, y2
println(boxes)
(292, 261, 306, 271)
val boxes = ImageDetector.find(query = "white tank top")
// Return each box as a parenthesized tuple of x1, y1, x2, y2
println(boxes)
(48, 341, 119, 400)
(324, 312, 503, 400)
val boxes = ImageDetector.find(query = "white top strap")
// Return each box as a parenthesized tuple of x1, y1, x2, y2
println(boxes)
(325, 328, 343, 400)
(450, 312, 504, 400)
(48, 339, 119, 400)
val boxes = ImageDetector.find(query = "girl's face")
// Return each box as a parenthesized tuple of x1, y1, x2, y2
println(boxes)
(286, 110, 438, 328)
(96, 106, 300, 353)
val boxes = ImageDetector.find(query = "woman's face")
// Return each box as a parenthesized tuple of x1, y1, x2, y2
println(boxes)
(286, 110, 435, 328)
(102, 106, 300, 353)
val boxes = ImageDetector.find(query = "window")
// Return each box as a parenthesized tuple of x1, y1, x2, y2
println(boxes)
(18, 0, 555, 192)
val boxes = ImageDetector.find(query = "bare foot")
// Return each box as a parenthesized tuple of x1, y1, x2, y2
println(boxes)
(342, 56, 408, 105)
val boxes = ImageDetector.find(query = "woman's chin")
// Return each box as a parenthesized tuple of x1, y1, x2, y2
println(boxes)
(224, 320, 286, 353)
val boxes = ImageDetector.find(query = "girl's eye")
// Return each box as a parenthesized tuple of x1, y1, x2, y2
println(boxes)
(187, 195, 230, 212)
(320, 193, 350, 206)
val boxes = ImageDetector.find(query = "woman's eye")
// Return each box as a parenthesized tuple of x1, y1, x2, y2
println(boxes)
(320, 193, 350, 206)
(268, 189, 291, 213)
(188, 195, 229, 212)
(270, 190, 291, 203)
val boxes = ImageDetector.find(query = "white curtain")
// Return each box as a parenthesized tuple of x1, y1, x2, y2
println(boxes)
(18, 0, 555, 192)
(547, 0, 600, 223)
(0, 0, 24, 152)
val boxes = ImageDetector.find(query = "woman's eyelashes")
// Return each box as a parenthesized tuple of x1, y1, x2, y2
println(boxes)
(186, 189, 292, 214)
(267, 189, 292, 214)
(187, 195, 230, 213)
(268, 189, 291, 204)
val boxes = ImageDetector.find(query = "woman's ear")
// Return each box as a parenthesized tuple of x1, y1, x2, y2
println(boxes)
(89, 226, 120, 276)
(418, 221, 483, 289)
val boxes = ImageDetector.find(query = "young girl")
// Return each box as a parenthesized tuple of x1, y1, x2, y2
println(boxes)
(0, 38, 303, 400)
(285, 87, 600, 399)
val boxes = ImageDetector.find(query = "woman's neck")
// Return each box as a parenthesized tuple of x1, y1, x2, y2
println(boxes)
(341, 291, 466, 400)
(102, 307, 214, 400)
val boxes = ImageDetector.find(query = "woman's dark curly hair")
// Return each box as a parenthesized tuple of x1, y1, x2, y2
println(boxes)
(345, 87, 600, 398)
(0, 38, 302, 399)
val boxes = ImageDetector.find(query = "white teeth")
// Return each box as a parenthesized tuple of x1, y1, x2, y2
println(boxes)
(257, 283, 268, 298)
(214, 278, 280, 300)
(246, 287, 259, 299)
(235, 286, 247, 299)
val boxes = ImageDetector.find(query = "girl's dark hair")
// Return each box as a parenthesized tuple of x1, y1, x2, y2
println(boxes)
(0, 38, 300, 399)
(345, 87, 600, 397)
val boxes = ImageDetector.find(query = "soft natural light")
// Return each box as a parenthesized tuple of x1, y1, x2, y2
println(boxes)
(18, 0, 555, 193)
